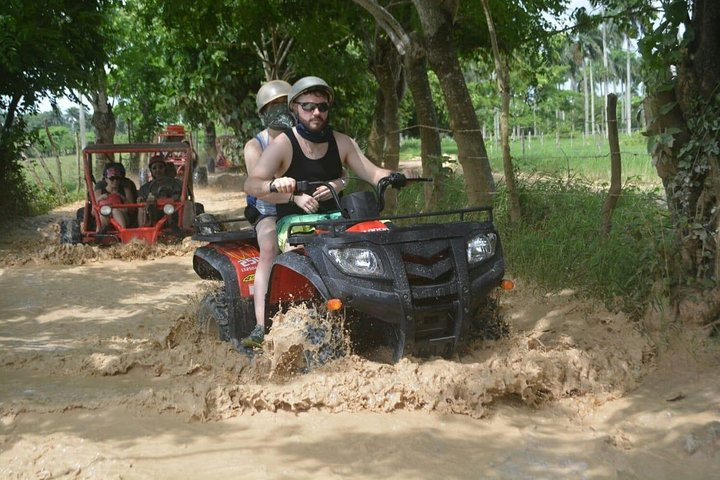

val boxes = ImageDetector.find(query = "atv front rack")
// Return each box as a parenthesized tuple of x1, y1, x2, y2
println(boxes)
(285, 206, 494, 246)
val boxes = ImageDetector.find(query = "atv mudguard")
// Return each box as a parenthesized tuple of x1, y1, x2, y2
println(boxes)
(266, 250, 331, 307)
(193, 244, 256, 340)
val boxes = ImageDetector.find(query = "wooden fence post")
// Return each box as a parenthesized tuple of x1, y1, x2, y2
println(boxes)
(601, 93, 622, 237)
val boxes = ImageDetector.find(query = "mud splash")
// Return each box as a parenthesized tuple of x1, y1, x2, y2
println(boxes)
(106, 294, 654, 420)
(0, 221, 203, 267)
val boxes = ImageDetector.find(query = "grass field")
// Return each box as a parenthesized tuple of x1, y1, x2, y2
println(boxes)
(400, 133, 657, 186)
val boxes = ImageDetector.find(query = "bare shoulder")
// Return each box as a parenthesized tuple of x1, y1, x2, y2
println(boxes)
(243, 136, 261, 153)
(333, 130, 359, 154)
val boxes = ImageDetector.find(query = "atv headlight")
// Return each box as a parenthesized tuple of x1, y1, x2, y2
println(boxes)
(328, 247, 385, 277)
(163, 203, 176, 215)
(467, 232, 496, 265)
(100, 205, 112, 216)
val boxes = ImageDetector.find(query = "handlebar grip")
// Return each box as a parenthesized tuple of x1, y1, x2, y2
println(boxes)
(295, 180, 310, 193)
(269, 180, 278, 193)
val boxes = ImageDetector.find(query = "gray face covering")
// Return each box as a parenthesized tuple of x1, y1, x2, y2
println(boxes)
(262, 103, 294, 130)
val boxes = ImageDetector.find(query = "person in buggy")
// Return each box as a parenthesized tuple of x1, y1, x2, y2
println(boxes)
(242, 76, 396, 348)
(137, 154, 184, 226)
(94, 162, 137, 230)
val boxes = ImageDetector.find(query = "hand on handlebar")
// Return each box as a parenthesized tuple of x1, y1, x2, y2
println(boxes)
(268, 177, 296, 193)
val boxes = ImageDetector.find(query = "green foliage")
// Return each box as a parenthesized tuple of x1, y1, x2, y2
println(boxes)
(1, 0, 111, 218)
(493, 175, 669, 316)
(20, 153, 85, 215)
(395, 134, 666, 315)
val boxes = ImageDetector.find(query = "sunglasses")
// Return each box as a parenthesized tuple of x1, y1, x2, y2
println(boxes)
(295, 102, 330, 113)
(108, 176, 122, 181)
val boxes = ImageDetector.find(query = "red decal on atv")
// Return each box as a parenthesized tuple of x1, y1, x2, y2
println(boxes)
(347, 220, 389, 232)
(211, 242, 260, 297)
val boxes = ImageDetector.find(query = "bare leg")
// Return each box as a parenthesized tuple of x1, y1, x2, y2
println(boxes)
(253, 216, 278, 328)
(112, 209, 128, 229)
(138, 205, 147, 226)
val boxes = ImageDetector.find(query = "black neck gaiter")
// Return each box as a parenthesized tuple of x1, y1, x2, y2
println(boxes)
(296, 122, 333, 143)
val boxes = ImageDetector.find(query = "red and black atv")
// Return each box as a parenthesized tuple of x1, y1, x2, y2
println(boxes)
(60, 142, 203, 246)
(192, 174, 508, 362)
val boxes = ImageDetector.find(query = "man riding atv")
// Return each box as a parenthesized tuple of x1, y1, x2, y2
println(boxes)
(242, 76, 395, 347)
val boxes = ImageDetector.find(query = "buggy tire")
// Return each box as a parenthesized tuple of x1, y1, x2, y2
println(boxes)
(76, 206, 95, 232)
(59, 219, 81, 244)
(197, 287, 231, 341)
(206, 158, 215, 174)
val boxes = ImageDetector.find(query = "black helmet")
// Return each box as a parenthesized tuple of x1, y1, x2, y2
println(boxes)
(288, 76, 335, 107)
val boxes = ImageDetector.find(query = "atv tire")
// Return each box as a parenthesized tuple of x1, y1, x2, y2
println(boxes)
(384, 322, 405, 363)
(59, 219, 81, 244)
(197, 287, 231, 341)
(471, 297, 508, 340)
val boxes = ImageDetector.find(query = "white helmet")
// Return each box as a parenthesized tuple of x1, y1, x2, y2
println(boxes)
(288, 76, 335, 107)
(256, 80, 291, 113)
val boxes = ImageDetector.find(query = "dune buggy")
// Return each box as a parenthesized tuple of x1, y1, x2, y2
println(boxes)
(153, 124, 207, 185)
(192, 175, 508, 362)
(59, 142, 203, 246)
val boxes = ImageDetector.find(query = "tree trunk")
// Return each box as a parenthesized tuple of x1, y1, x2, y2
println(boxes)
(404, 32, 445, 210)
(413, 0, 495, 207)
(203, 122, 218, 167)
(88, 70, 116, 178)
(352, 0, 445, 209)
(644, 0, 720, 326)
(583, 60, 589, 138)
(481, 0, 520, 223)
(625, 34, 632, 135)
(366, 88, 385, 167)
(601, 94, 621, 237)
(369, 34, 403, 211)
(589, 62, 596, 137)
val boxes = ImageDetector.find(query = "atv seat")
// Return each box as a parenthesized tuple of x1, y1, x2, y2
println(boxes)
(192, 228, 257, 243)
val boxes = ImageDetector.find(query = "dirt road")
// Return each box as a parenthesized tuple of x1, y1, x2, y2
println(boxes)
(1, 178, 718, 479)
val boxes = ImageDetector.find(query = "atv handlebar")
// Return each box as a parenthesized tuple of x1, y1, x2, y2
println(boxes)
(270, 174, 432, 216)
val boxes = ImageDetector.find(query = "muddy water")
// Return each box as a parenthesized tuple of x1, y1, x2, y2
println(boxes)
(1, 182, 718, 479)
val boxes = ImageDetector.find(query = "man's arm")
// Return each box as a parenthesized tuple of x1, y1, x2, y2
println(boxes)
(244, 135, 295, 204)
(244, 134, 295, 197)
(338, 134, 392, 185)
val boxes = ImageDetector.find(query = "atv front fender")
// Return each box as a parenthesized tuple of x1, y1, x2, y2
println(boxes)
(267, 251, 331, 306)
(193, 246, 254, 339)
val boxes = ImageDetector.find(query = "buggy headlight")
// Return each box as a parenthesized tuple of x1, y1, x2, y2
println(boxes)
(100, 205, 112, 216)
(467, 233, 496, 265)
(328, 247, 385, 277)
(163, 204, 175, 215)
